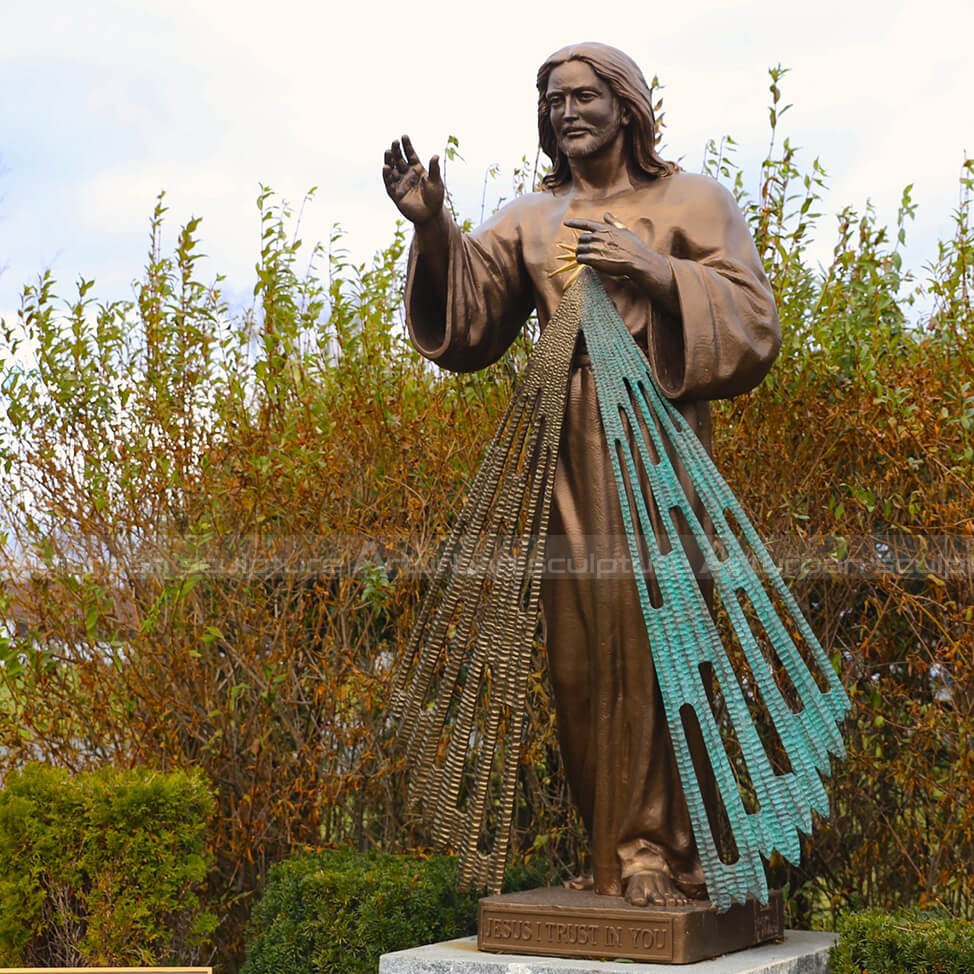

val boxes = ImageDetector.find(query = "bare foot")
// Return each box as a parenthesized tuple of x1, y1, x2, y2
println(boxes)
(563, 873, 594, 891)
(624, 870, 691, 907)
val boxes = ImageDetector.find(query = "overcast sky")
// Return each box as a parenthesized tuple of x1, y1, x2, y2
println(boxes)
(1, 0, 972, 327)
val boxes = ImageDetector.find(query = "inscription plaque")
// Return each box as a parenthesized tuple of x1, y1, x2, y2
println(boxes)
(478, 888, 784, 965)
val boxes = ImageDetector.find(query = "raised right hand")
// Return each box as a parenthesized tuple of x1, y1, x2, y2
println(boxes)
(382, 135, 445, 225)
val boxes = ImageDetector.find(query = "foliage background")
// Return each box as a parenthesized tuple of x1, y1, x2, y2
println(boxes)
(0, 71, 971, 969)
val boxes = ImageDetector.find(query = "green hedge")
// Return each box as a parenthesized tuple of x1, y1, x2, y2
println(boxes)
(242, 848, 548, 974)
(831, 908, 974, 973)
(0, 762, 215, 967)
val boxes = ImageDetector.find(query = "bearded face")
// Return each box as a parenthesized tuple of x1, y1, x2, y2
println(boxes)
(545, 60, 630, 162)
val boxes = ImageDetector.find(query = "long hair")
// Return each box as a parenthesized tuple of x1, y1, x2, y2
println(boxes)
(536, 42, 676, 190)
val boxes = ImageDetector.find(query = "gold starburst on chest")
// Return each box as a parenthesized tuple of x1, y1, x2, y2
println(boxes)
(548, 217, 629, 286)
(549, 230, 585, 287)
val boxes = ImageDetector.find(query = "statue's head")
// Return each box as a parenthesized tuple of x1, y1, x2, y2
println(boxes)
(536, 42, 675, 190)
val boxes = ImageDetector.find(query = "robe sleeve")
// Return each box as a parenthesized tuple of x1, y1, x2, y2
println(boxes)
(404, 203, 535, 374)
(647, 176, 781, 401)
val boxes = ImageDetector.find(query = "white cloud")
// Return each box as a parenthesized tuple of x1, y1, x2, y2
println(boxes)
(1, 0, 971, 319)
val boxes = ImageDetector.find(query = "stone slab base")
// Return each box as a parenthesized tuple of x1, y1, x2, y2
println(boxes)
(378, 931, 836, 973)
(478, 888, 783, 964)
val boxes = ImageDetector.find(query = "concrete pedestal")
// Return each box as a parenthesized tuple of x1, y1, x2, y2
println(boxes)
(379, 930, 835, 974)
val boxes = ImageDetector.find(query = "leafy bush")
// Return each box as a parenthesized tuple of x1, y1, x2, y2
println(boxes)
(830, 908, 974, 973)
(0, 762, 215, 967)
(242, 849, 547, 974)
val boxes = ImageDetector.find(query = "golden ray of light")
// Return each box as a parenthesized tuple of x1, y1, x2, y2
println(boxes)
(549, 229, 582, 281)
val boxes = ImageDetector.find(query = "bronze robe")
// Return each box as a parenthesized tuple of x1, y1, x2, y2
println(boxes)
(406, 172, 781, 896)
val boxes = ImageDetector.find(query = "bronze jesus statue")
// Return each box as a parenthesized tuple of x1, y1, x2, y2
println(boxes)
(383, 42, 781, 908)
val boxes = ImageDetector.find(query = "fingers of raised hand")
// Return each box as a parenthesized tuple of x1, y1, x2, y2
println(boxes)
(389, 140, 412, 173)
(401, 134, 421, 166)
(382, 143, 402, 170)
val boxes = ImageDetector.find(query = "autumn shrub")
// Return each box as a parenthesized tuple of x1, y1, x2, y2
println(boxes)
(0, 190, 537, 969)
(0, 68, 971, 970)
(705, 71, 973, 927)
(0, 762, 214, 967)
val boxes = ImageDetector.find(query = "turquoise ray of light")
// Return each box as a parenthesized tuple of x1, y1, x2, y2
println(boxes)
(580, 271, 850, 911)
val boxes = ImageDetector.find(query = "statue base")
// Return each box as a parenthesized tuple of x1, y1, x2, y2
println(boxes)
(379, 929, 836, 973)
(477, 887, 784, 965)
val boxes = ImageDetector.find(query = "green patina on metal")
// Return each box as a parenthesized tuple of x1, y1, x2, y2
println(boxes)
(580, 270, 850, 910)
(391, 269, 849, 910)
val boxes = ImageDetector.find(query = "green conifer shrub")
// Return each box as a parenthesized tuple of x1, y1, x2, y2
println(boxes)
(0, 763, 216, 967)
(830, 908, 974, 973)
(242, 849, 547, 974)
